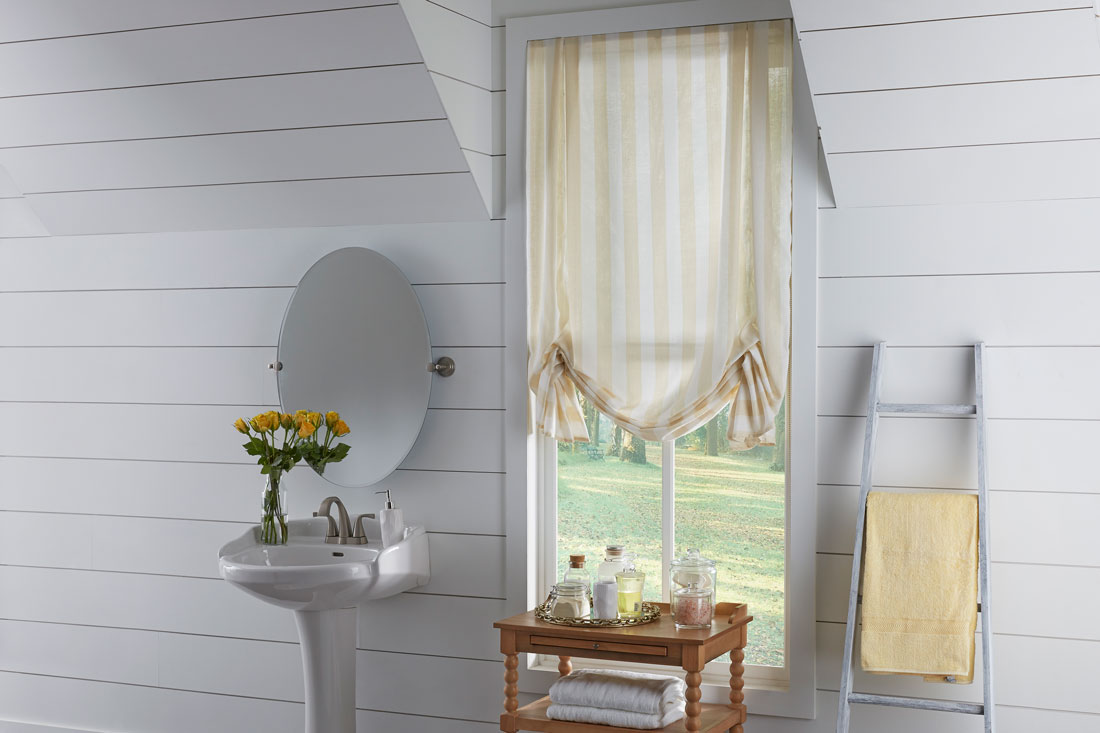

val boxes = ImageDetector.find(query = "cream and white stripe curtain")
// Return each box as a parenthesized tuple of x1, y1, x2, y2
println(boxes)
(526, 20, 793, 449)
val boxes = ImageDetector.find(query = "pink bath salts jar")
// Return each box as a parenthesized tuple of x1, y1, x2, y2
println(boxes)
(674, 584, 714, 629)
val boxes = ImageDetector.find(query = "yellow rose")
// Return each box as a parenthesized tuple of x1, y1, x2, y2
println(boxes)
(280, 413, 295, 430)
(295, 409, 308, 418)
(308, 411, 322, 427)
(233, 418, 249, 434)
(266, 411, 280, 428)
(333, 419, 350, 437)
(250, 413, 269, 432)
(298, 420, 317, 439)
(325, 411, 340, 428)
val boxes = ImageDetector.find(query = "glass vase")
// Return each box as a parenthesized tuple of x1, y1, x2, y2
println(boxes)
(260, 472, 289, 545)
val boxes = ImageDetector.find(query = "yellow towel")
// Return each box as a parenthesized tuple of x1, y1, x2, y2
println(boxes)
(860, 491, 978, 683)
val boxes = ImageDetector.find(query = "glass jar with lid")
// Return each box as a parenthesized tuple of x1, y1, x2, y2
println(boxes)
(673, 582, 714, 629)
(669, 548, 717, 620)
(548, 581, 590, 619)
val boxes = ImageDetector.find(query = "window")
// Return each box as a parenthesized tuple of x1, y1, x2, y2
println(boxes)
(551, 398, 788, 672)
(504, 0, 817, 719)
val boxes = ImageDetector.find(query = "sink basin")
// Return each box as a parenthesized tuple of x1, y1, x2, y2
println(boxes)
(218, 516, 430, 733)
(219, 518, 429, 611)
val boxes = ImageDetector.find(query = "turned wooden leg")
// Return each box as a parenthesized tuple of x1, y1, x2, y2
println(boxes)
(685, 671, 703, 732)
(729, 646, 745, 708)
(558, 655, 572, 676)
(500, 630, 518, 732)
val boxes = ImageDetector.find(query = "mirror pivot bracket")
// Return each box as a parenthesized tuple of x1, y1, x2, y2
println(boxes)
(431, 356, 456, 377)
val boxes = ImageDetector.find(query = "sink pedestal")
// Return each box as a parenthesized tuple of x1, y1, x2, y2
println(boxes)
(295, 608, 357, 733)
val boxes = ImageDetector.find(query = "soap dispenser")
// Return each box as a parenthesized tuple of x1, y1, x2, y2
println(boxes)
(375, 490, 405, 548)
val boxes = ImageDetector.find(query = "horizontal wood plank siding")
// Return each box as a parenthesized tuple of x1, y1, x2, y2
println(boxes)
(798, 8, 1100, 95)
(0, 1, 499, 729)
(819, 272, 1100, 346)
(0, 66, 445, 150)
(0, 1, 392, 43)
(819, 200, 1100, 277)
(0, 121, 468, 193)
(792, 0, 1081, 31)
(0, 221, 503, 290)
(0, 671, 497, 733)
(23, 173, 488, 234)
(826, 139, 1100, 207)
(815, 76, 1100, 154)
(0, 6, 422, 98)
(818, 346, 1100, 421)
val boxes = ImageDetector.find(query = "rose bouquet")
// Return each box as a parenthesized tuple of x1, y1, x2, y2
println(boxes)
(234, 410, 352, 544)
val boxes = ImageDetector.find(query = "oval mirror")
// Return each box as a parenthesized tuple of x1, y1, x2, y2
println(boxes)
(278, 247, 432, 488)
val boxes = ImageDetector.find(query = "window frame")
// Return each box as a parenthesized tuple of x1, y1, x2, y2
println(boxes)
(503, 0, 818, 719)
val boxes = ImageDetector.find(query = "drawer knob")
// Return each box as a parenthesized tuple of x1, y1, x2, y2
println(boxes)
(592, 643, 600, 649)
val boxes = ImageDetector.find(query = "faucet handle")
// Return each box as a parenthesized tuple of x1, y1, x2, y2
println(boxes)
(312, 510, 340, 538)
(350, 513, 376, 545)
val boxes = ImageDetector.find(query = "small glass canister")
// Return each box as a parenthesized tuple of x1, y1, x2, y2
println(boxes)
(673, 582, 714, 629)
(669, 548, 717, 621)
(548, 581, 590, 619)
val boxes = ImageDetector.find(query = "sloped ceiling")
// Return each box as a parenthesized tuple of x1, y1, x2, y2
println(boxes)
(399, 0, 498, 217)
(791, 0, 1100, 207)
(0, 1, 489, 237)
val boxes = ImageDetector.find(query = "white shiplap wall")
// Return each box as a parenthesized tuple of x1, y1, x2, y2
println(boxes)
(0, 2, 505, 732)
(784, 1, 1100, 732)
(4, 1, 1098, 731)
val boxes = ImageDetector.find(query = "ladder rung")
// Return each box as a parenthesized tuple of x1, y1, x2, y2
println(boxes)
(856, 594, 981, 612)
(847, 693, 984, 715)
(877, 402, 977, 416)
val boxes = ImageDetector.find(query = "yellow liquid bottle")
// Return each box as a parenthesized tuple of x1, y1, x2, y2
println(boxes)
(615, 569, 645, 619)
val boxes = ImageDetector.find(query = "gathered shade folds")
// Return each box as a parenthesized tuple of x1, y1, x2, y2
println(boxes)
(526, 20, 793, 449)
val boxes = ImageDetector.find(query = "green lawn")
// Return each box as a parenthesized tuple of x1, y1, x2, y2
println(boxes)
(557, 443, 785, 667)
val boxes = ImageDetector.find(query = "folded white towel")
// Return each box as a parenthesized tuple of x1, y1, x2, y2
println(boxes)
(546, 702, 684, 729)
(549, 669, 687, 716)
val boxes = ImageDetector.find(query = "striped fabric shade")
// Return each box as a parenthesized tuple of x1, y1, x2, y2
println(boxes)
(526, 20, 793, 449)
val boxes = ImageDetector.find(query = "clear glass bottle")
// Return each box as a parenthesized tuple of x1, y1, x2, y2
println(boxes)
(563, 554, 591, 593)
(548, 581, 590, 619)
(615, 563, 646, 619)
(669, 548, 717, 620)
(596, 545, 628, 583)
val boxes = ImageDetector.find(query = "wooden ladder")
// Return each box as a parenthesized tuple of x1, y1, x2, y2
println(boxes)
(836, 342, 995, 733)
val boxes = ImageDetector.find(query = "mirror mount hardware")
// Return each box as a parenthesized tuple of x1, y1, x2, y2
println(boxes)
(268, 361, 283, 371)
(431, 356, 456, 377)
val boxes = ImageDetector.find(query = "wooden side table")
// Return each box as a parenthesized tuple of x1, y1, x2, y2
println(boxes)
(494, 602, 751, 733)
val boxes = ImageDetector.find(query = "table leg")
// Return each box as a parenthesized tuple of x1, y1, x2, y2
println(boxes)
(500, 630, 518, 732)
(685, 671, 703, 732)
(729, 639, 746, 733)
(558, 656, 572, 676)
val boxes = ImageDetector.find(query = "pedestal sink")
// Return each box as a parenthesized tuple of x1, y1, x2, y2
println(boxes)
(219, 517, 430, 733)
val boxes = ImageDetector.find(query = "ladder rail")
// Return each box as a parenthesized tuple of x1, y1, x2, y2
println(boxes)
(836, 342, 887, 733)
(837, 342, 996, 733)
(975, 343, 997, 733)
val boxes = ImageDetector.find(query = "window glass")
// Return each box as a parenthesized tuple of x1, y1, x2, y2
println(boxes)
(674, 402, 786, 667)
(556, 397, 663, 602)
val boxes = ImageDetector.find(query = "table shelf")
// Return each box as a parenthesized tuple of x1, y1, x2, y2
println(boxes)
(509, 696, 741, 733)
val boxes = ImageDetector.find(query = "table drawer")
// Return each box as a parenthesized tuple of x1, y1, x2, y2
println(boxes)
(529, 634, 668, 658)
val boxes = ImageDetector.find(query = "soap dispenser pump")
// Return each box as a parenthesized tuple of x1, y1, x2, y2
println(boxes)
(375, 490, 405, 548)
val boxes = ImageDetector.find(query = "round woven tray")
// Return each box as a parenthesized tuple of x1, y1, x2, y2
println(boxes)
(534, 599, 661, 628)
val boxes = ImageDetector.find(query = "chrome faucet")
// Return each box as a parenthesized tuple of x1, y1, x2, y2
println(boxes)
(314, 496, 374, 545)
